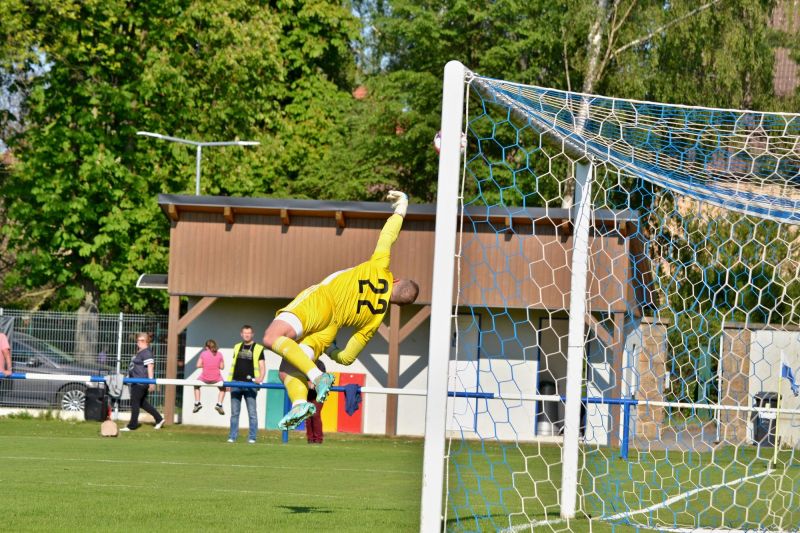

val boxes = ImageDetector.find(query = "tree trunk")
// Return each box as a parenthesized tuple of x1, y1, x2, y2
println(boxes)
(75, 288, 100, 366)
(562, 0, 609, 209)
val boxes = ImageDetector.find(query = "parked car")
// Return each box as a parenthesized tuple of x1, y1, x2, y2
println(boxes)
(0, 332, 109, 411)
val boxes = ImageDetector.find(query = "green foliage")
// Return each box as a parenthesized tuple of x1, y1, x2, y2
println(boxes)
(0, 1, 358, 312)
(353, 0, 794, 205)
(346, 0, 580, 202)
(600, 0, 779, 110)
(1, 0, 797, 312)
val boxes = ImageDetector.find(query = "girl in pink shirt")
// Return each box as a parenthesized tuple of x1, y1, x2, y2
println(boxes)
(193, 339, 226, 415)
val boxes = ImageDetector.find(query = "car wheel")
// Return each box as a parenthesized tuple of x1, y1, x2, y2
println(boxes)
(58, 384, 86, 412)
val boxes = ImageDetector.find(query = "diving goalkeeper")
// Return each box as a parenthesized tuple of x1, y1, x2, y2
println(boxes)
(262, 191, 419, 429)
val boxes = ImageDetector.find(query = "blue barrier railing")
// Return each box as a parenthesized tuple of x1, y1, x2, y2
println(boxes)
(1, 373, 634, 454)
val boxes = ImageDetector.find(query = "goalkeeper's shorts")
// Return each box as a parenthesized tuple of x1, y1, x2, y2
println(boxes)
(277, 285, 338, 353)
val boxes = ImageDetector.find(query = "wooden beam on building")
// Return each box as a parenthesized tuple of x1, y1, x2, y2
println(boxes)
(280, 208, 290, 226)
(585, 312, 613, 347)
(384, 305, 431, 436)
(163, 296, 218, 426)
(398, 306, 432, 343)
(167, 204, 179, 222)
(223, 206, 234, 225)
(176, 296, 218, 333)
(164, 295, 181, 426)
(385, 304, 401, 437)
(335, 210, 346, 228)
(377, 323, 390, 342)
(609, 311, 625, 449)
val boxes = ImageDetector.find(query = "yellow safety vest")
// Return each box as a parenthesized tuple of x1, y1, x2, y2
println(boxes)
(228, 342, 265, 381)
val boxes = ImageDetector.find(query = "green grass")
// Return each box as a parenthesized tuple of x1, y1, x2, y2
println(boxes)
(0, 417, 423, 532)
(446, 440, 800, 532)
(584, 446, 800, 531)
(2, 417, 798, 532)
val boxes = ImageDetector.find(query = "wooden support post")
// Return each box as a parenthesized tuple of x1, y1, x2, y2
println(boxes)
(384, 305, 432, 436)
(377, 323, 390, 342)
(164, 295, 181, 426)
(609, 312, 625, 448)
(163, 295, 218, 426)
(399, 306, 431, 343)
(385, 304, 401, 436)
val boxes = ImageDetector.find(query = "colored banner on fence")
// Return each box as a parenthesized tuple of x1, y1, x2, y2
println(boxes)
(265, 369, 285, 430)
(337, 372, 365, 433)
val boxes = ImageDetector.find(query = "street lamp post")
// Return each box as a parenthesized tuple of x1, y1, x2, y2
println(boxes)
(137, 131, 260, 195)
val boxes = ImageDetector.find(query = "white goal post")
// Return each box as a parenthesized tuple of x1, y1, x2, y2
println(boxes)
(421, 60, 800, 533)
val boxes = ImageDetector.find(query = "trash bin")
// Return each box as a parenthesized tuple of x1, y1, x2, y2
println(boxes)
(752, 392, 778, 447)
(84, 386, 109, 422)
(537, 381, 559, 436)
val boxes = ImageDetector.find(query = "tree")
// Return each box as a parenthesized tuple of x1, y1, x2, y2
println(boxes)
(0, 0, 358, 312)
(339, 0, 576, 201)
(348, 0, 788, 203)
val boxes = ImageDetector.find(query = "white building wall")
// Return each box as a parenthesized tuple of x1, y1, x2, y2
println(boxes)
(622, 323, 800, 448)
(181, 299, 567, 441)
(444, 309, 558, 442)
(181, 298, 282, 430)
(749, 329, 800, 447)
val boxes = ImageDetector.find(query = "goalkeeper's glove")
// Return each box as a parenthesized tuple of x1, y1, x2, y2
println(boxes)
(387, 190, 408, 218)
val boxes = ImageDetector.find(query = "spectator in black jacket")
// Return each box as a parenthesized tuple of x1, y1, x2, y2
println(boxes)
(122, 332, 164, 431)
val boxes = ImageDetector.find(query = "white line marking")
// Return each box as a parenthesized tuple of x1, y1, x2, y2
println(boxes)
(629, 525, 785, 533)
(0, 455, 415, 475)
(603, 469, 770, 522)
(87, 482, 143, 489)
(0, 434, 422, 454)
(501, 469, 775, 533)
(12, 478, 341, 500)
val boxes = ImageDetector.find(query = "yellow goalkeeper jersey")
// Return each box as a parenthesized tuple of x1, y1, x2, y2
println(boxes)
(317, 213, 403, 363)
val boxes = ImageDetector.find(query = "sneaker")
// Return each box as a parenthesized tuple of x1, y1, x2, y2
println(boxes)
(120, 427, 132, 432)
(248, 439, 256, 444)
(214, 403, 225, 415)
(227, 438, 235, 443)
(312, 372, 336, 403)
(192, 402, 202, 413)
(278, 402, 316, 430)
(154, 419, 165, 430)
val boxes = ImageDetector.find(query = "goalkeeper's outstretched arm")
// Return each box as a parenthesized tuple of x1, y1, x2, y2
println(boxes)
(371, 191, 408, 264)
(326, 327, 374, 366)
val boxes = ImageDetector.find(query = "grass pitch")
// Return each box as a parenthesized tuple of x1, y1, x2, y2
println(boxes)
(0, 416, 422, 532)
(2, 416, 797, 532)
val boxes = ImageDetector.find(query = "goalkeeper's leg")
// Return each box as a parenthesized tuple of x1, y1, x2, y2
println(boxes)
(272, 334, 320, 379)
(274, 335, 337, 402)
(264, 286, 331, 379)
(263, 307, 323, 379)
(295, 328, 338, 402)
(278, 364, 316, 430)
(264, 302, 337, 396)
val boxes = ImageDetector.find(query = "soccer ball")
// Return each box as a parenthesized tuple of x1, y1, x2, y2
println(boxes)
(433, 131, 467, 155)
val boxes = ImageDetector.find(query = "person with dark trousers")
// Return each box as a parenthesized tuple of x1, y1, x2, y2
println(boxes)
(122, 332, 164, 431)
(305, 360, 327, 444)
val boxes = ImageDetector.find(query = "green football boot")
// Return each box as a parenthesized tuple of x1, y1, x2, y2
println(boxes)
(278, 401, 317, 430)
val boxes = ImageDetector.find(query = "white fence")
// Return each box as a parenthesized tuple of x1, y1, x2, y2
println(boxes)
(0, 308, 169, 412)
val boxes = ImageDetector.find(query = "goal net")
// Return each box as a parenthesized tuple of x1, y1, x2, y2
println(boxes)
(422, 62, 800, 532)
